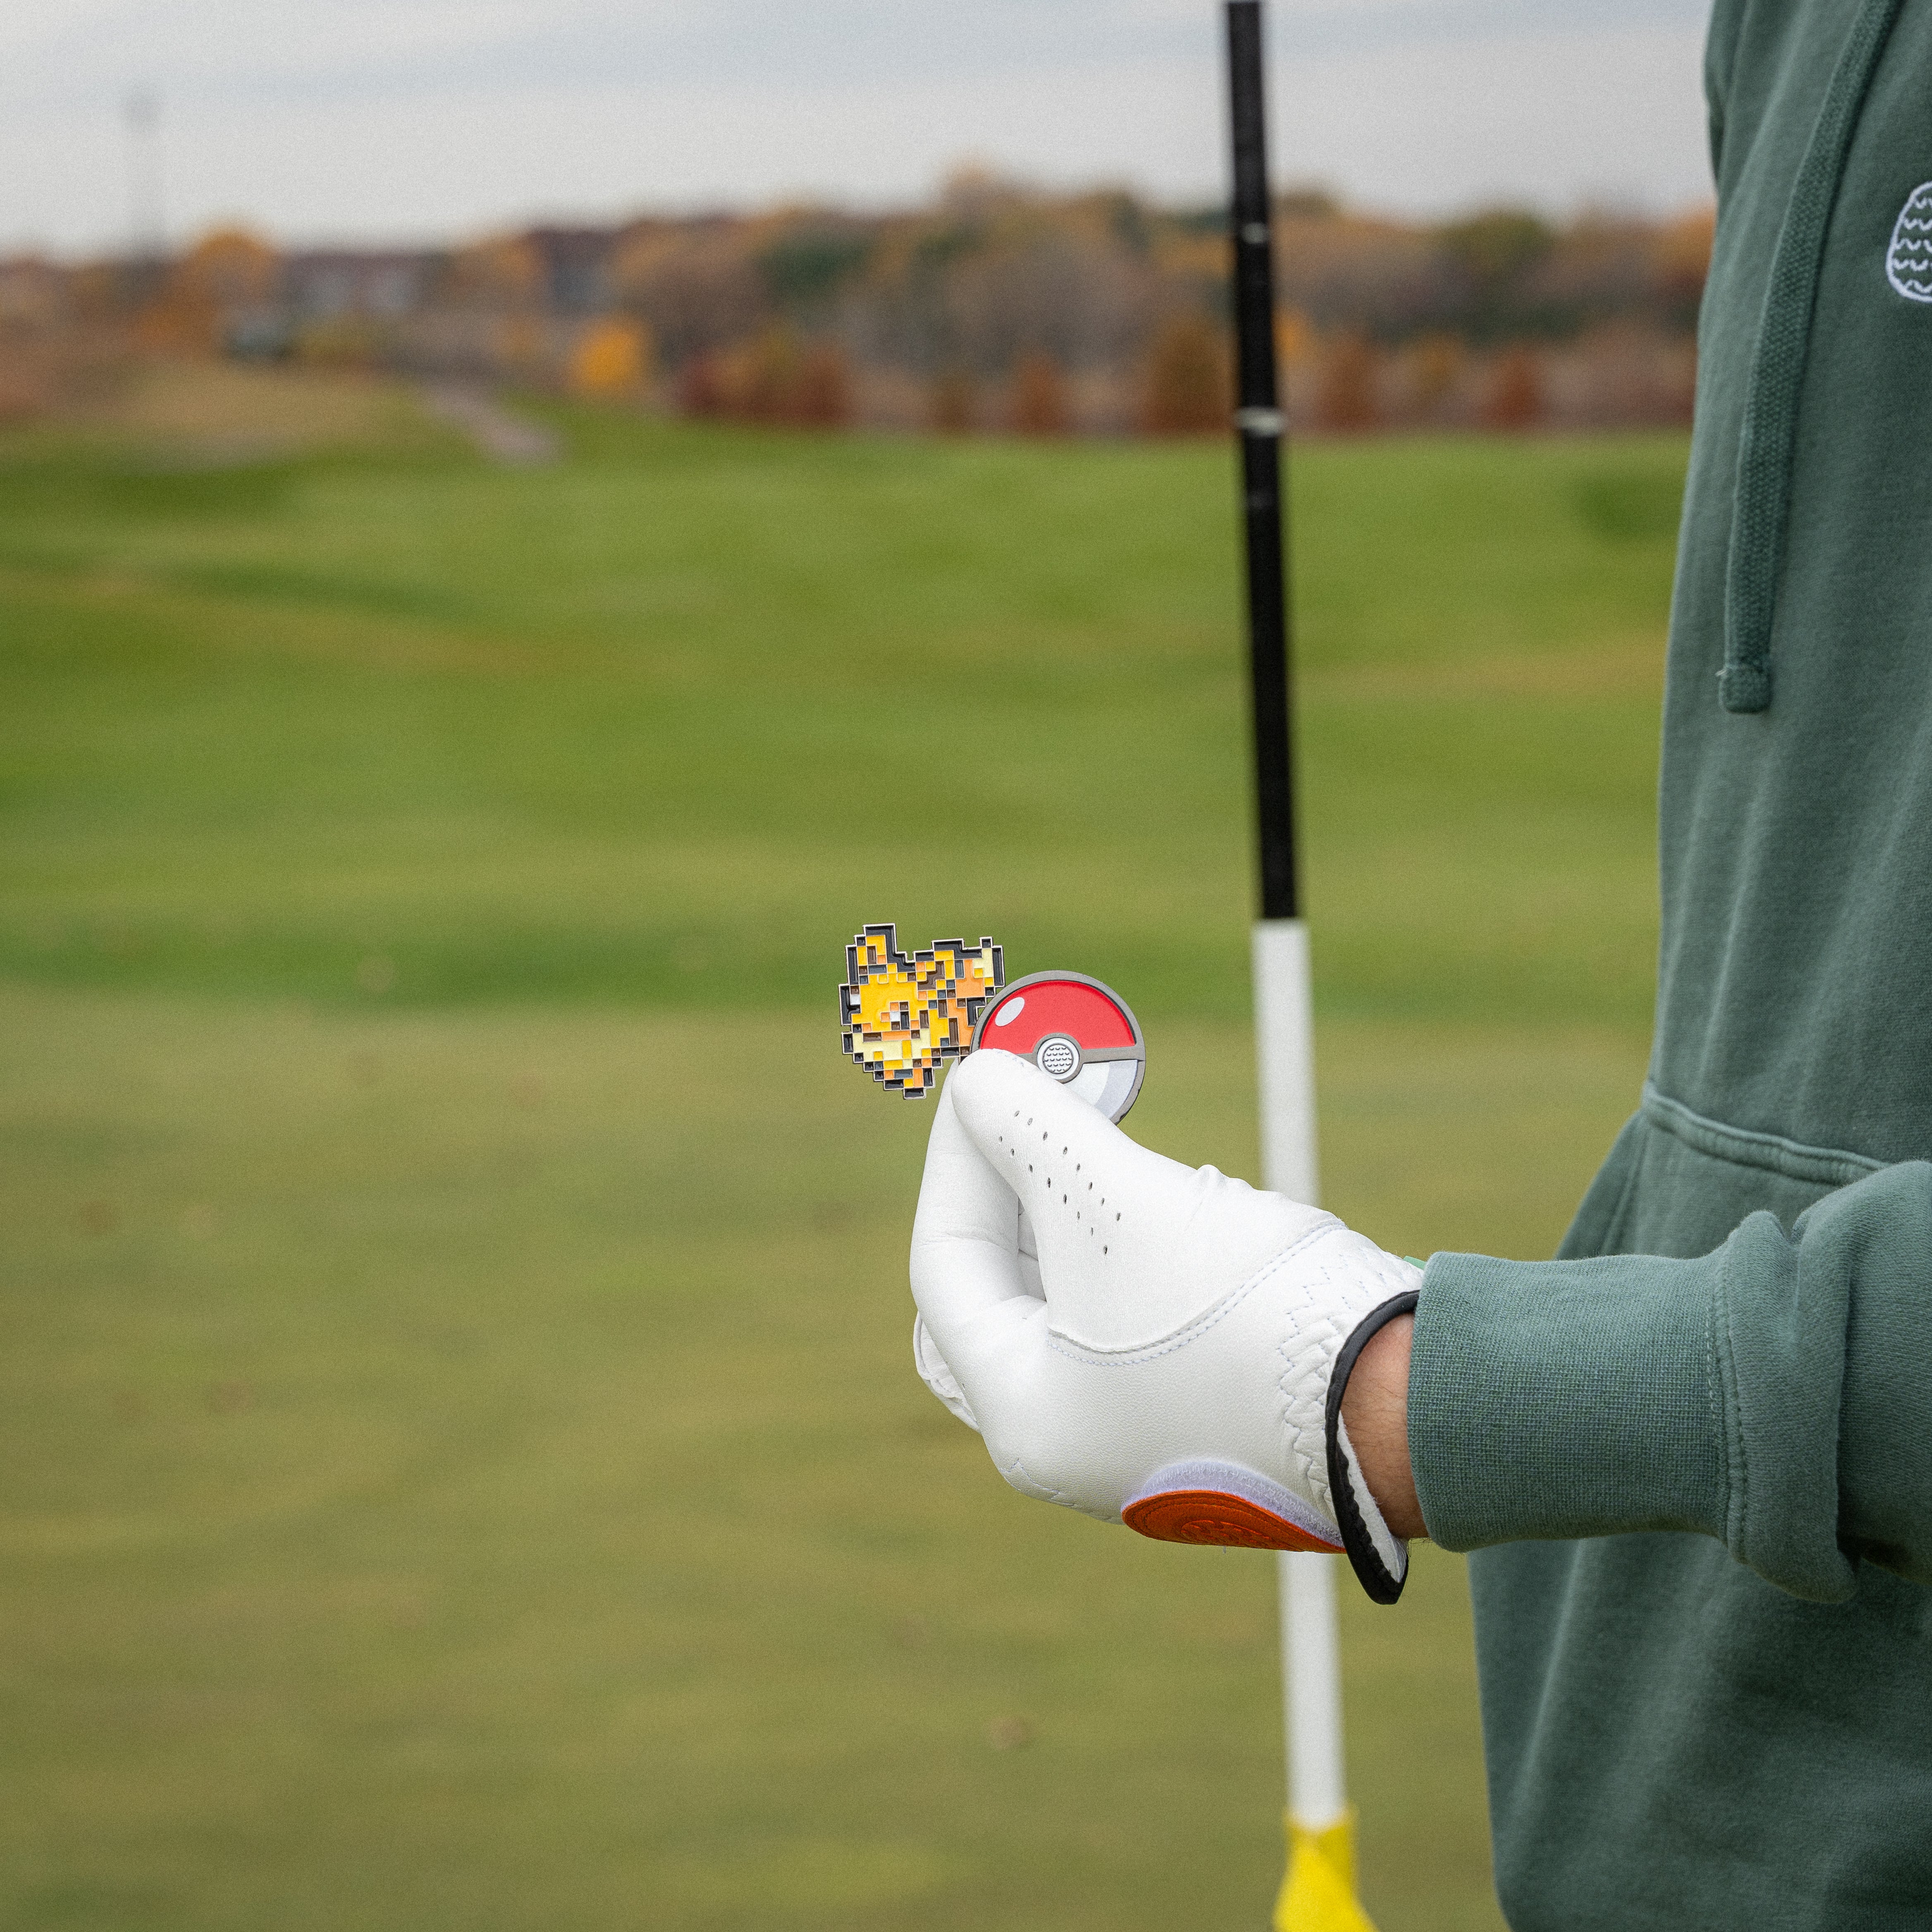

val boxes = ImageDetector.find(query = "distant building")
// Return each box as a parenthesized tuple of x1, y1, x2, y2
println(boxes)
(522, 229, 618, 317)
(282, 250, 442, 324)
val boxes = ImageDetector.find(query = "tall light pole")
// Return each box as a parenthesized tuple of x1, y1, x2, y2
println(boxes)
(124, 86, 166, 264)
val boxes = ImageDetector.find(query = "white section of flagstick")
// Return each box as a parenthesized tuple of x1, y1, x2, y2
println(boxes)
(1281, 1549, 1346, 1828)
(1253, 919, 1317, 1203)
(1253, 918, 1349, 1832)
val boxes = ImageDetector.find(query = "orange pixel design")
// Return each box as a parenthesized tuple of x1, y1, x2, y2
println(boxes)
(840, 924, 1003, 1097)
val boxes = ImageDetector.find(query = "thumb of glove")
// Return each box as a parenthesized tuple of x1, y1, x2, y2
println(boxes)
(945, 1047, 1334, 1352)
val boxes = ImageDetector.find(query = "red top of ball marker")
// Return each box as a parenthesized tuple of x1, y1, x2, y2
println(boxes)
(971, 971, 1145, 1123)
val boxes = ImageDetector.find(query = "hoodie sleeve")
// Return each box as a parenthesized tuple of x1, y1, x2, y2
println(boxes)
(1408, 1160, 1932, 1603)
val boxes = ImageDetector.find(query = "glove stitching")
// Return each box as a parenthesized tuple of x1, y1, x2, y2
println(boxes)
(1281, 1253, 1421, 1514)
(1279, 1320, 1341, 1511)
(1040, 1218, 1345, 1364)
(997, 1452, 1115, 1522)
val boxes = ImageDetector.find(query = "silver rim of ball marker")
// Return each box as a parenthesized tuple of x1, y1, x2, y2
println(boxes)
(970, 970, 1146, 1124)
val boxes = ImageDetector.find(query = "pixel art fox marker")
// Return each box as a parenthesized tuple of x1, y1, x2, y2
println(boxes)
(840, 924, 1004, 1096)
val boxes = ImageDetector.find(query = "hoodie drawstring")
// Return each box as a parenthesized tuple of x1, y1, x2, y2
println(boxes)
(1721, 0, 1905, 714)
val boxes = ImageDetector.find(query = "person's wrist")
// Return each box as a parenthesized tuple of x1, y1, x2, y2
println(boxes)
(1340, 1312, 1424, 1541)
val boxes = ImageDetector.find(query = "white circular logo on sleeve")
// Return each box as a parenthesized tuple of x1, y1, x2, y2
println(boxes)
(1887, 182, 1932, 302)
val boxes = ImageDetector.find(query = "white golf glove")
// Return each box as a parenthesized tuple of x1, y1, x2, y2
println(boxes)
(909, 1048, 1420, 1602)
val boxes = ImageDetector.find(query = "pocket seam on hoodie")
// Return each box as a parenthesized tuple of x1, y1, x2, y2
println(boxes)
(1640, 1083, 1882, 1188)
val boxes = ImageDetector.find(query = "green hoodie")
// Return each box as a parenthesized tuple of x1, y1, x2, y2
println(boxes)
(1406, 1, 1932, 1924)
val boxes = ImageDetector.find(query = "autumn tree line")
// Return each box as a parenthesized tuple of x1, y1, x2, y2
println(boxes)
(0, 170, 1712, 434)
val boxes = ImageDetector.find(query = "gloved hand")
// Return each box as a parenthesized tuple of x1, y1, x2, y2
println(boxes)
(909, 1047, 1421, 1602)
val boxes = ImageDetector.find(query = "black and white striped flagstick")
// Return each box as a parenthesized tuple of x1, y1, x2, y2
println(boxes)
(1225, 8, 1375, 1927)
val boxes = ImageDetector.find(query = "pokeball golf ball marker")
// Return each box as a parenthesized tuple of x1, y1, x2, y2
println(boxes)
(972, 971, 1145, 1123)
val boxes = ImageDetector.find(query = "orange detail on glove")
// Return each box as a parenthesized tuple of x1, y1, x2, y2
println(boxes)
(1124, 1488, 1343, 1552)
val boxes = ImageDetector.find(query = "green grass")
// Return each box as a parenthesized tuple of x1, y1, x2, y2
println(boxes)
(0, 387, 1683, 1932)
(0, 408, 1674, 1026)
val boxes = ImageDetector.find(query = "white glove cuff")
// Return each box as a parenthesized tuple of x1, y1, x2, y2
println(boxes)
(1325, 1289, 1421, 1604)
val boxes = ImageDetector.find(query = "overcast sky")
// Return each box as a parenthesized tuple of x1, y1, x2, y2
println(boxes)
(0, 1, 1714, 256)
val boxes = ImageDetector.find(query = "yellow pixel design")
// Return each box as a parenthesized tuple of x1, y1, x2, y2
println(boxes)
(840, 924, 1004, 1097)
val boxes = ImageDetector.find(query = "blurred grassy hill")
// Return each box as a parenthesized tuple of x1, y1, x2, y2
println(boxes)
(0, 366, 1683, 1932)
(0, 368, 1674, 1027)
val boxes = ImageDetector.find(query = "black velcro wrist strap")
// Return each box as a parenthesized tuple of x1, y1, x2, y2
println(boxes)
(1325, 1289, 1420, 1606)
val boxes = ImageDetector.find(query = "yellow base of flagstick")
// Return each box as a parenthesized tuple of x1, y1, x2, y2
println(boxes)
(1273, 1812, 1378, 1932)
